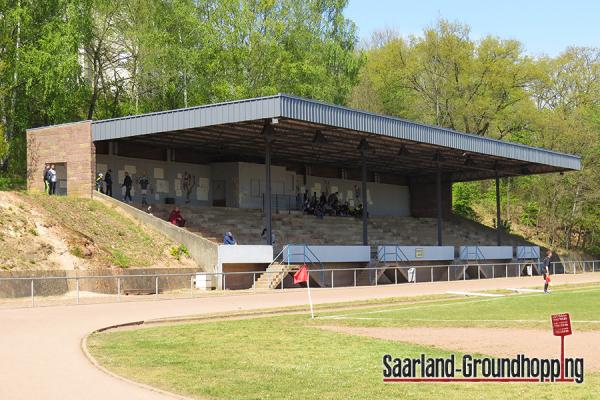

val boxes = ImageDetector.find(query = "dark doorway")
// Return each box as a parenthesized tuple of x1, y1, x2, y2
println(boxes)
(213, 180, 226, 207)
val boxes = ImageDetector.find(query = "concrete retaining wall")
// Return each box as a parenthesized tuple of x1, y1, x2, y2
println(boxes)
(0, 268, 204, 298)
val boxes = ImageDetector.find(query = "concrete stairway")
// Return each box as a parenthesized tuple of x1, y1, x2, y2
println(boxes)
(253, 262, 294, 289)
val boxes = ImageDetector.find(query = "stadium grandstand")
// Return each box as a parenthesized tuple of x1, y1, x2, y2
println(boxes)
(26, 94, 581, 289)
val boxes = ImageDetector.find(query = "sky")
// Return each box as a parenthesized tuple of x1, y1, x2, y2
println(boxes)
(346, 0, 600, 56)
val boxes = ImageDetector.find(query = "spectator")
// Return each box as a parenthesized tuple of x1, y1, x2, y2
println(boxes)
(95, 173, 104, 193)
(42, 164, 50, 193)
(138, 171, 150, 206)
(542, 249, 552, 294)
(104, 169, 113, 197)
(168, 207, 186, 227)
(122, 171, 133, 203)
(261, 228, 276, 245)
(47, 165, 57, 195)
(319, 191, 327, 205)
(223, 231, 237, 245)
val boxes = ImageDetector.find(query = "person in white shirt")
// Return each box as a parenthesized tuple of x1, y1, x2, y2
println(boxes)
(47, 165, 57, 195)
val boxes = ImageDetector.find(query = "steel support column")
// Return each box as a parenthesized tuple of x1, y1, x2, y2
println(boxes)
(436, 168, 443, 246)
(495, 172, 502, 246)
(361, 153, 368, 245)
(264, 121, 274, 245)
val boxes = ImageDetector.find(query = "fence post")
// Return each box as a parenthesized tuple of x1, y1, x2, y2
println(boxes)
(395, 268, 398, 285)
(253, 272, 256, 291)
(448, 266, 450, 281)
(430, 267, 433, 283)
(354, 269, 357, 287)
(492, 265, 495, 279)
(76, 277, 80, 305)
(117, 277, 121, 301)
(553, 263, 555, 275)
(594, 260, 596, 272)
(573, 262, 576, 275)
(281, 272, 284, 290)
(331, 270, 334, 288)
(478, 266, 480, 280)
(155, 276, 159, 296)
(223, 274, 226, 290)
(31, 279, 34, 308)
(375, 268, 378, 286)
(505, 264, 508, 278)
(463, 266, 466, 281)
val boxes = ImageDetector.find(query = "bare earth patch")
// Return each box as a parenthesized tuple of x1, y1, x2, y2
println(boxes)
(319, 325, 600, 372)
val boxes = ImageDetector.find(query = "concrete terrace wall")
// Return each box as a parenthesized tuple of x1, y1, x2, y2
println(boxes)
(27, 121, 95, 197)
(93, 192, 218, 273)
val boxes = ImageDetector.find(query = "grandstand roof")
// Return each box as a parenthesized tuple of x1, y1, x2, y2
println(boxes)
(91, 94, 581, 182)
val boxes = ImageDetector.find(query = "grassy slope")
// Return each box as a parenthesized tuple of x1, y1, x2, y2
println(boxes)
(88, 285, 600, 400)
(0, 191, 187, 270)
(27, 193, 182, 268)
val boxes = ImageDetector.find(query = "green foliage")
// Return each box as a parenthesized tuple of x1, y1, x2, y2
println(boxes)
(0, 0, 360, 175)
(110, 249, 131, 268)
(452, 182, 481, 221)
(169, 244, 190, 261)
(70, 245, 84, 258)
(519, 202, 540, 227)
(353, 20, 600, 254)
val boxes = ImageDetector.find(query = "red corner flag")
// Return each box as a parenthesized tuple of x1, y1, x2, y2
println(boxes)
(293, 264, 309, 285)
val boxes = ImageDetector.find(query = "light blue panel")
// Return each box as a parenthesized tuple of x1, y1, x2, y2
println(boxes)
(378, 246, 454, 262)
(283, 245, 370, 263)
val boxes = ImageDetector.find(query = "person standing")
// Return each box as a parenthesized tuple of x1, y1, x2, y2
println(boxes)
(42, 164, 50, 193)
(48, 165, 57, 195)
(122, 171, 133, 203)
(138, 172, 150, 206)
(95, 173, 104, 193)
(542, 249, 553, 294)
(104, 169, 113, 197)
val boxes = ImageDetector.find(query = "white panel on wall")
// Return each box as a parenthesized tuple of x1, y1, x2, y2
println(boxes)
(124, 165, 136, 174)
(153, 168, 164, 179)
(197, 177, 209, 200)
(155, 180, 169, 193)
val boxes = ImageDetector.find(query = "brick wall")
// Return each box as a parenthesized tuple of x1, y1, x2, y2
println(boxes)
(26, 121, 95, 198)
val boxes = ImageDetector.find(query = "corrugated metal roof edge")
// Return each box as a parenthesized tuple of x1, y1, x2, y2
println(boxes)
(90, 95, 282, 125)
(278, 94, 582, 164)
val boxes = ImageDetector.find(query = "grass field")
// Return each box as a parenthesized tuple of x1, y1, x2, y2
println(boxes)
(87, 284, 600, 399)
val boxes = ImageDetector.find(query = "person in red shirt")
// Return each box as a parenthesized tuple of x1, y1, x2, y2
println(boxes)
(168, 207, 186, 227)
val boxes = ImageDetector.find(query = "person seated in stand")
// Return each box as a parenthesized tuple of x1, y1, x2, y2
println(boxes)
(319, 191, 327, 206)
(223, 231, 237, 245)
(168, 207, 186, 227)
(338, 201, 349, 217)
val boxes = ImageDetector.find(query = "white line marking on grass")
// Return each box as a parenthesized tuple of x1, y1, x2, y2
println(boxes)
(507, 288, 545, 293)
(447, 291, 505, 297)
(322, 317, 600, 324)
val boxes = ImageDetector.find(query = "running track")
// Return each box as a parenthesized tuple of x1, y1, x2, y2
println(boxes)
(1, 273, 599, 400)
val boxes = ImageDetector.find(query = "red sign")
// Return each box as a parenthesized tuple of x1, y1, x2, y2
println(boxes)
(552, 313, 572, 336)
